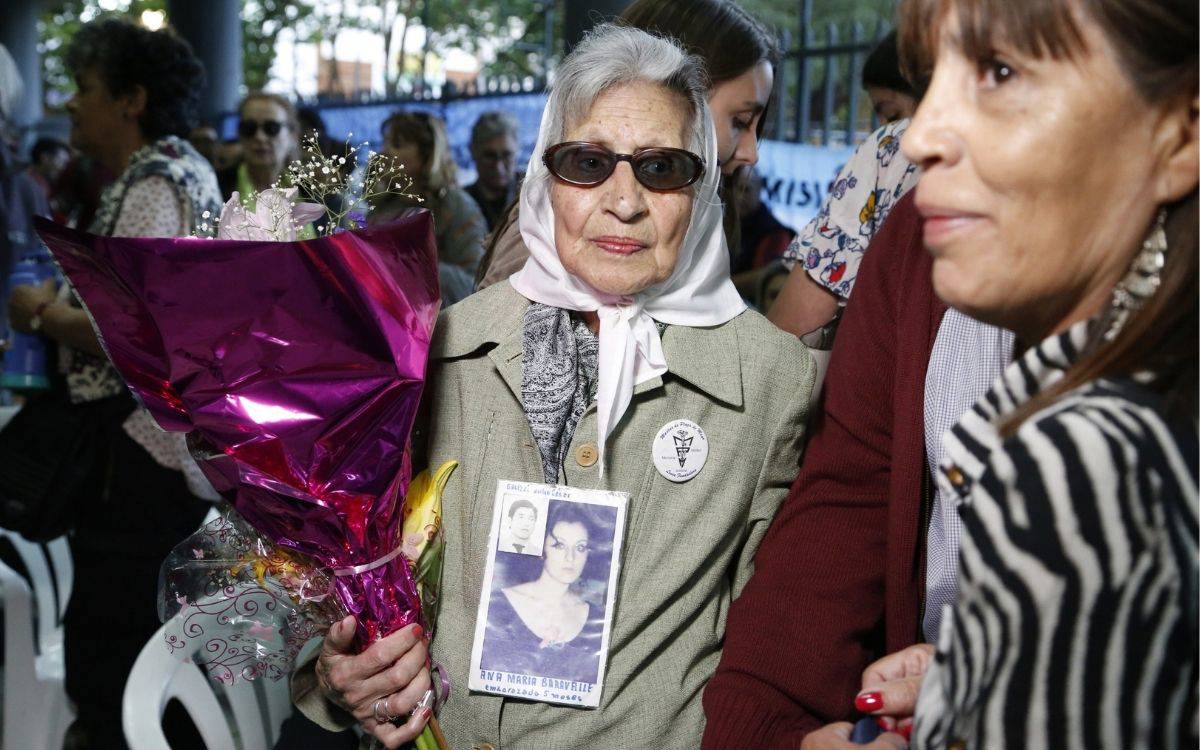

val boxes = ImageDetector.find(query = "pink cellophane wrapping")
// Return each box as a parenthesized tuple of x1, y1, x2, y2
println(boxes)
(34, 214, 441, 669)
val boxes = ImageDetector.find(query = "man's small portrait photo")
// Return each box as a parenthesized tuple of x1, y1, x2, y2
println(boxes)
(498, 495, 547, 555)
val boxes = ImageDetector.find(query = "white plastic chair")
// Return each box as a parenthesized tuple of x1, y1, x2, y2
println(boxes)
(123, 618, 296, 750)
(0, 530, 75, 750)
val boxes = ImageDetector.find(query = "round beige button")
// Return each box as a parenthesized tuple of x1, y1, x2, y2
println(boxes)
(575, 442, 599, 467)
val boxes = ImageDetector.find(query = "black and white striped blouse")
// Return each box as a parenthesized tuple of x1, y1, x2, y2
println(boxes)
(914, 320, 1198, 749)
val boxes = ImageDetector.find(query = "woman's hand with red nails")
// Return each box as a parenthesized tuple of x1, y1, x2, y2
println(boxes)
(797, 644, 934, 749)
(854, 644, 936, 720)
(799, 722, 909, 750)
(315, 616, 432, 747)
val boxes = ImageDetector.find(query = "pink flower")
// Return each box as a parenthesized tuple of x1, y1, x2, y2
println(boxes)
(216, 187, 325, 242)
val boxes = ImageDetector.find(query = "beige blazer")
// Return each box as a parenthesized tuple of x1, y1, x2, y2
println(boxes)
(294, 281, 815, 749)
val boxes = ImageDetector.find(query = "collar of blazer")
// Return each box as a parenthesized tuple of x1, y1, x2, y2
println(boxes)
(431, 280, 744, 409)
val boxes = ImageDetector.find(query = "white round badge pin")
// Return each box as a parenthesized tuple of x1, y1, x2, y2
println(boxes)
(652, 419, 709, 482)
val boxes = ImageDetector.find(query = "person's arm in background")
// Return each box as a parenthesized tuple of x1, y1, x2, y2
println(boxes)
(767, 121, 918, 339)
(438, 188, 489, 274)
(475, 203, 528, 290)
(8, 176, 184, 358)
(701, 194, 922, 748)
(732, 227, 798, 303)
(768, 266, 840, 337)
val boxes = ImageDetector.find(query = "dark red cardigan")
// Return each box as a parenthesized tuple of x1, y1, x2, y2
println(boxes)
(702, 192, 947, 747)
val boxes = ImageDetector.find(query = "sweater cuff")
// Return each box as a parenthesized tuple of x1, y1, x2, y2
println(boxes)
(290, 650, 357, 732)
(702, 679, 817, 749)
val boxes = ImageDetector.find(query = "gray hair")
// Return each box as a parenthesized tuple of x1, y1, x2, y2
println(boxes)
(543, 23, 709, 160)
(470, 111, 519, 150)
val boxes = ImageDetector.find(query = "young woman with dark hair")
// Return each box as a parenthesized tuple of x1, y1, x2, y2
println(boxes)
(861, 31, 917, 124)
(480, 501, 612, 684)
(619, 0, 780, 176)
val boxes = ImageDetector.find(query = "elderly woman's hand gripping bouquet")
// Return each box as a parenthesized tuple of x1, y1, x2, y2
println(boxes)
(293, 24, 815, 750)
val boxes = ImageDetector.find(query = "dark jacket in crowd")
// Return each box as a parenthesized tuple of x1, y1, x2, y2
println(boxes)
(465, 173, 522, 233)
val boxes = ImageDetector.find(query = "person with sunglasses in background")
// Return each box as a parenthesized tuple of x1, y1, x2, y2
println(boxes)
(290, 25, 814, 749)
(216, 92, 316, 237)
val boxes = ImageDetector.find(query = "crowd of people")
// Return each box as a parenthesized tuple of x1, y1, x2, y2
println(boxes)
(0, 0, 1195, 749)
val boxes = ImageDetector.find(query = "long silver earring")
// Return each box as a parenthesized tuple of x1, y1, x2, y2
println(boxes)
(1104, 208, 1168, 341)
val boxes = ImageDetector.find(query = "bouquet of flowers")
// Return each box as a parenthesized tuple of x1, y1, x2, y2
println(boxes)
(34, 140, 452, 747)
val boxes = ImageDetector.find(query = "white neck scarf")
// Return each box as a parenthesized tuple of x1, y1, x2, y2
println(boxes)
(510, 98, 745, 475)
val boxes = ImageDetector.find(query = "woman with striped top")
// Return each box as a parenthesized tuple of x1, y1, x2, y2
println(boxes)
(799, 0, 1198, 748)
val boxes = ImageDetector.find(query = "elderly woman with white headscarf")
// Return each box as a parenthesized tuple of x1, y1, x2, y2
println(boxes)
(291, 24, 814, 750)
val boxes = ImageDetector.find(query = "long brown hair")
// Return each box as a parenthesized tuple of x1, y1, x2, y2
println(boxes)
(381, 110, 458, 195)
(619, 0, 780, 87)
(898, 0, 1198, 431)
(620, 0, 782, 252)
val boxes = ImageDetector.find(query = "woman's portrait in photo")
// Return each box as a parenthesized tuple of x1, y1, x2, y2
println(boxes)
(479, 500, 617, 684)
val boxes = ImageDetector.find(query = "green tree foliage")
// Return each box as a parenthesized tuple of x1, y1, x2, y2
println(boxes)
(741, 0, 897, 37)
(431, 0, 559, 85)
(242, 1, 319, 92)
(38, 0, 164, 109)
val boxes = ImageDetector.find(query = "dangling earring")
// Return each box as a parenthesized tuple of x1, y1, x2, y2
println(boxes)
(1104, 208, 1168, 341)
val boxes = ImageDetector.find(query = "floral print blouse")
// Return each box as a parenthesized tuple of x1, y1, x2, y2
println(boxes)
(59, 136, 221, 479)
(782, 119, 920, 298)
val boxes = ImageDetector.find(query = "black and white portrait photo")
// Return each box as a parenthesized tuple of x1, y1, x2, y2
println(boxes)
(496, 494, 547, 555)
(471, 481, 627, 707)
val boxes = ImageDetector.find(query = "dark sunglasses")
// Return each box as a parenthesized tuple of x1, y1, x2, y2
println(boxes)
(543, 141, 704, 191)
(238, 119, 284, 138)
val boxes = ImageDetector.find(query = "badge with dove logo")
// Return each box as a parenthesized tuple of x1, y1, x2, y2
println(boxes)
(652, 419, 708, 482)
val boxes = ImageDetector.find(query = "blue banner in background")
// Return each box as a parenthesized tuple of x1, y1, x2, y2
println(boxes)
(755, 140, 854, 232)
(224, 94, 853, 230)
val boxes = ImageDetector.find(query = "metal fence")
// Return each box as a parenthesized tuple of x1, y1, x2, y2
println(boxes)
(769, 0, 891, 147)
(297, 0, 890, 147)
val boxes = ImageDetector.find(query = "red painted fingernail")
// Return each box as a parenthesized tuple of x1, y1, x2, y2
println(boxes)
(876, 717, 890, 731)
(421, 707, 432, 720)
(412, 624, 424, 639)
(855, 691, 883, 712)
(899, 723, 913, 740)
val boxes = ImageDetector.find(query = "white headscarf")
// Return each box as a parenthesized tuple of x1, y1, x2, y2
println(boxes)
(509, 87, 746, 475)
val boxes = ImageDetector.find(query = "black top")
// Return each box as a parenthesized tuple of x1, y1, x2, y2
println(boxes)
(465, 175, 521, 232)
(479, 587, 604, 684)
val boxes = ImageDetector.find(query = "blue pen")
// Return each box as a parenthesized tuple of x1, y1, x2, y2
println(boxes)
(849, 716, 883, 744)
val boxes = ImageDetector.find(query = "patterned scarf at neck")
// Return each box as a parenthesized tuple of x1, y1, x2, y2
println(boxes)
(521, 303, 599, 484)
